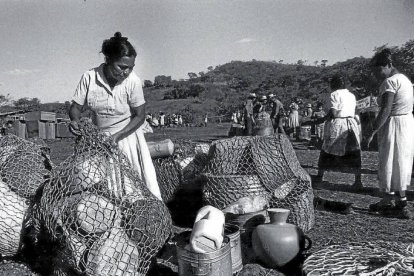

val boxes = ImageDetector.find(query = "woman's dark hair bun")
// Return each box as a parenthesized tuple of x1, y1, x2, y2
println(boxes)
(102, 31, 136, 60)
(111, 32, 128, 41)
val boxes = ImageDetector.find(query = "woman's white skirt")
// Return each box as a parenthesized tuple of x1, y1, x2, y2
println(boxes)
(288, 111, 299, 128)
(377, 114, 414, 192)
(117, 128, 162, 200)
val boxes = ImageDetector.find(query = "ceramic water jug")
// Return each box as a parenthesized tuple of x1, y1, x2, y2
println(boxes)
(251, 208, 312, 268)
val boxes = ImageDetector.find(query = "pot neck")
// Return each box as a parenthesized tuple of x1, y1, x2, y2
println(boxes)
(268, 209, 290, 224)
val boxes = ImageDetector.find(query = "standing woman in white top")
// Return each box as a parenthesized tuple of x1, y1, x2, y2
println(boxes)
(366, 49, 414, 218)
(68, 32, 162, 201)
(314, 74, 362, 186)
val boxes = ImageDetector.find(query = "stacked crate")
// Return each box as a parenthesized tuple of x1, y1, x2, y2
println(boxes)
(25, 111, 56, 139)
(55, 118, 74, 138)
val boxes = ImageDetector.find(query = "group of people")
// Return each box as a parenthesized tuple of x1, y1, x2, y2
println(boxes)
(146, 112, 185, 128)
(242, 93, 324, 138)
(67, 32, 414, 219)
(241, 49, 414, 219)
(315, 49, 414, 219)
(242, 93, 286, 136)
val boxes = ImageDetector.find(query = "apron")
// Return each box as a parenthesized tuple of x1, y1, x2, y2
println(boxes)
(87, 87, 162, 201)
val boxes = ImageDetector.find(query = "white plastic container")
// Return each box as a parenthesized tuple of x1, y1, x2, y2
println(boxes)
(190, 205, 225, 253)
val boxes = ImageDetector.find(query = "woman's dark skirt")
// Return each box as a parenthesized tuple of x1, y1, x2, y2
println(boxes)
(318, 149, 361, 173)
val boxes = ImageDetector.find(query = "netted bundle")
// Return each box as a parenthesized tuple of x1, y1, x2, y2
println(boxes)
(303, 241, 414, 275)
(0, 134, 52, 257)
(202, 134, 315, 232)
(0, 134, 52, 198)
(33, 120, 172, 276)
(153, 139, 210, 203)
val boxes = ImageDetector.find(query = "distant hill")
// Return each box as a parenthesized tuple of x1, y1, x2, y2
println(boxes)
(143, 58, 372, 123)
(144, 39, 414, 123)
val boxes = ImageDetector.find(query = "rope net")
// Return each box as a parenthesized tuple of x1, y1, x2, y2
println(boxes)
(0, 134, 53, 257)
(202, 134, 315, 232)
(30, 120, 172, 276)
(303, 241, 414, 275)
(153, 139, 210, 203)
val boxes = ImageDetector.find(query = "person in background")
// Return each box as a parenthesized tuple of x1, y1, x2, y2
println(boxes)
(69, 32, 162, 200)
(159, 111, 165, 127)
(204, 114, 208, 127)
(268, 93, 286, 134)
(305, 103, 313, 118)
(244, 93, 256, 135)
(232, 112, 238, 124)
(253, 95, 267, 114)
(311, 103, 326, 146)
(145, 113, 152, 123)
(236, 110, 242, 123)
(178, 114, 183, 126)
(151, 115, 159, 127)
(365, 49, 414, 218)
(287, 99, 300, 137)
(314, 74, 362, 187)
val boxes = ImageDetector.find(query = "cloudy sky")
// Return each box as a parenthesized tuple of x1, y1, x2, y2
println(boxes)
(0, 0, 413, 103)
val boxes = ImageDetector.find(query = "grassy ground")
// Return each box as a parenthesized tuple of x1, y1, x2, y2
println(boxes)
(3, 122, 414, 275)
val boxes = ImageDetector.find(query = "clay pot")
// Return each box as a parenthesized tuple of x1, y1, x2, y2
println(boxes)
(251, 208, 311, 269)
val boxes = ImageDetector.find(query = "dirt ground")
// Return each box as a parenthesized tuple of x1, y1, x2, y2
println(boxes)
(2, 122, 414, 275)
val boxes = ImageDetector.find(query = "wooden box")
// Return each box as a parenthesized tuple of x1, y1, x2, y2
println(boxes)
(46, 122, 55, 139)
(24, 111, 56, 122)
(26, 121, 39, 138)
(12, 121, 26, 139)
(56, 123, 74, 138)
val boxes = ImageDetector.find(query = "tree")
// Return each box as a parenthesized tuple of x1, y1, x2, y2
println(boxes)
(207, 66, 214, 72)
(14, 97, 41, 111)
(296, 60, 305, 66)
(144, 80, 153, 87)
(321, 59, 328, 67)
(188, 84, 205, 97)
(188, 72, 198, 79)
(154, 75, 172, 87)
(0, 94, 11, 107)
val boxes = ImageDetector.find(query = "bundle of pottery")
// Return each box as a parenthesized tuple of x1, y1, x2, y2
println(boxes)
(30, 120, 172, 276)
(0, 134, 53, 257)
(303, 241, 414, 275)
(202, 135, 315, 232)
(153, 139, 210, 202)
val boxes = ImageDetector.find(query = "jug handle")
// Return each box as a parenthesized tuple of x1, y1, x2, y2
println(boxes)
(303, 235, 312, 251)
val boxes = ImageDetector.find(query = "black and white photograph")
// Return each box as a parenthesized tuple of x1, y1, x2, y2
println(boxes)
(0, 0, 414, 275)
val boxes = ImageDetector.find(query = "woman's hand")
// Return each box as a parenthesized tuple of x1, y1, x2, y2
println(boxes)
(365, 134, 375, 148)
(111, 133, 122, 144)
(363, 130, 376, 149)
(68, 121, 81, 136)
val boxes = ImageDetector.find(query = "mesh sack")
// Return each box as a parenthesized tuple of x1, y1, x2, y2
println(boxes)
(0, 134, 53, 198)
(202, 174, 269, 210)
(0, 134, 52, 257)
(153, 139, 210, 202)
(153, 156, 181, 202)
(33, 120, 172, 276)
(203, 134, 315, 232)
(303, 241, 414, 276)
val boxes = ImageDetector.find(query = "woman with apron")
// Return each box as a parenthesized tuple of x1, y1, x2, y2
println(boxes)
(68, 32, 162, 201)
(314, 74, 362, 187)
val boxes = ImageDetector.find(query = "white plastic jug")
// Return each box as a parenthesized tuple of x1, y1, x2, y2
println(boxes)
(190, 205, 225, 253)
